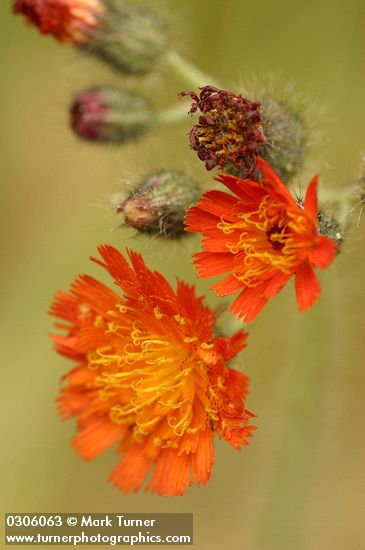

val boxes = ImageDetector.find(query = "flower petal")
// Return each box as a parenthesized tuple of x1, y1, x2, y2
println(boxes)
(176, 280, 203, 321)
(184, 208, 219, 232)
(229, 286, 270, 321)
(304, 175, 319, 224)
(295, 259, 321, 311)
(229, 272, 291, 322)
(256, 157, 298, 207)
(92, 244, 132, 283)
(57, 387, 90, 419)
(73, 417, 125, 461)
(201, 227, 242, 252)
(215, 173, 266, 204)
(109, 444, 152, 493)
(147, 448, 191, 496)
(189, 190, 238, 218)
(310, 236, 336, 269)
(192, 429, 214, 486)
(211, 273, 244, 296)
(215, 331, 248, 361)
(193, 252, 234, 278)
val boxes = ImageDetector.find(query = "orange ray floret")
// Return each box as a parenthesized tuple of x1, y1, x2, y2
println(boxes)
(49, 245, 255, 496)
(13, 0, 104, 45)
(185, 158, 337, 322)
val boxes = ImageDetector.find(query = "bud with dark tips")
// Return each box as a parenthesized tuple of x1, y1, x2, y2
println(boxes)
(70, 87, 153, 142)
(317, 208, 343, 250)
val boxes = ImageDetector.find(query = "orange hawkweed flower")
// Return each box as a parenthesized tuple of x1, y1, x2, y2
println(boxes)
(50, 245, 254, 496)
(13, 0, 104, 45)
(185, 158, 337, 322)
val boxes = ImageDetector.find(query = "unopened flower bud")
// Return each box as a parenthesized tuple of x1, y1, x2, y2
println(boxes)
(70, 87, 152, 142)
(115, 171, 200, 238)
(181, 86, 264, 175)
(317, 208, 343, 250)
(260, 97, 307, 181)
(14, 0, 168, 75)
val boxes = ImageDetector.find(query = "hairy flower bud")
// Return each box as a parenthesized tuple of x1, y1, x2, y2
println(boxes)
(70, 87, 152, 142)
(14, 0, 168, 75)
(95, 0, 167, 74)
(260, 97, 307, 181)
(115, 171, 200, 237)
(317, 208, 343, 250)
(181, 86, 264, 176)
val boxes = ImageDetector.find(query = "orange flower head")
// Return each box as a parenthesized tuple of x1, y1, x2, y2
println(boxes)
(13, 0, 104, 45)
(185, 158, 337, 322)
(50, 245, 255, 496)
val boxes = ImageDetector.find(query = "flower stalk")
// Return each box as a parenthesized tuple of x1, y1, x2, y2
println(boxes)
(165, 50, 221, 89)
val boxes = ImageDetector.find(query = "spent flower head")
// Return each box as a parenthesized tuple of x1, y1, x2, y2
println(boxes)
(50, 245, 255, 495)
(181, 86, 264, 175)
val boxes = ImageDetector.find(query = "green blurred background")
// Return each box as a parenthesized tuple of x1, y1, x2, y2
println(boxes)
(1, 0, 365, 548)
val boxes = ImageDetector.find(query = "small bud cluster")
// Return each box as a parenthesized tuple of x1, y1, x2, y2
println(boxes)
(14, 0, 174, 147)
(14, 0, 358, 249)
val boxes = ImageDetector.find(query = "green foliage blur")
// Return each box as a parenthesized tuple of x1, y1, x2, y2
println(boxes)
(1, 1, 364, 549)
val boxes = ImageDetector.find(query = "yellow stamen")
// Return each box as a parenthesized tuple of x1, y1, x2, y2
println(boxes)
(154, 307, 164, 320)
(184, 336, 198, 343)
(200, 342, 214, 350)
(174, 314, 186, 325)
(94, 315, 104, 328)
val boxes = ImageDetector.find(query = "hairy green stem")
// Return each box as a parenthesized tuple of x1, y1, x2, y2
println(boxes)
(165, 50, 221, 89)
(155, 101, 192, 125)
(155, 51, 221, 125)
